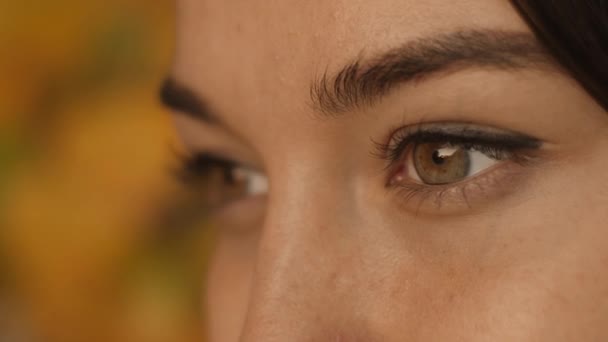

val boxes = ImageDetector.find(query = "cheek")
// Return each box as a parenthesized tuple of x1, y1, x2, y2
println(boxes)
(370, 232, 608, 341)
(458, 251, 608, 341)
(434, 210, 608, 338)
(206, 234, 257, 342)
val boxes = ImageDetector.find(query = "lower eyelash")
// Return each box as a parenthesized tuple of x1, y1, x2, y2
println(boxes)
(391, 181, 474, 215)
(388, 158, 532, 215)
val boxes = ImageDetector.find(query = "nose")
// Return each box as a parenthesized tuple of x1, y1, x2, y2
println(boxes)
(238, 177, 378, 341)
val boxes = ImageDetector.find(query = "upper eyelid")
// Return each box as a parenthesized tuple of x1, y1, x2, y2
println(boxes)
(180, 151, 264, 175)
(389, 122, 543, 145)
(180, 153, 238, 174)
(393, 130, 542, 156)
(175, 152, 231, 181)
(374, 122, 543, 158)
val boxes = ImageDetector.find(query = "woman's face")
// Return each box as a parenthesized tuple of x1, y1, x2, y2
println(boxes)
(166, 0, 608, 340)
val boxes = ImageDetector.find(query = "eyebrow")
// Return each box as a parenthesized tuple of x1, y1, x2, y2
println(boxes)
(310, 30, 555, 116)
(160, 30, 555, 123)
(160, 78, 218, 123)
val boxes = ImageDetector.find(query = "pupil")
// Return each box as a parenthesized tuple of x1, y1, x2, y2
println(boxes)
(432, 150, 446, 165)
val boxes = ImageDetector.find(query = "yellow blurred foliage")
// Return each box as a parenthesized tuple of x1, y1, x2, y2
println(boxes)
(1, 1, 209, 341)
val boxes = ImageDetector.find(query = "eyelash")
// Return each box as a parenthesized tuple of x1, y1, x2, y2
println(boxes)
(174, 123, 542, 213)
(174, 151, 237, 184)
(375, 125, 539, 165)
(373, 123, 542, 210)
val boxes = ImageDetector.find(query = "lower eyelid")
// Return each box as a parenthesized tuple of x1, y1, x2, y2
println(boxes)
(389, 159, 534, 215)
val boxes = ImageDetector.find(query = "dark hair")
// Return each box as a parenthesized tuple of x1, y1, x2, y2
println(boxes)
(510, 1, 607, 110)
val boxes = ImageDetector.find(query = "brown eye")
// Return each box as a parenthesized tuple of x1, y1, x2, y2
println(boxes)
(413, 143, 471, 184)
(395, 142, 505, 186)
(180, 155, 268, 209)
(202, 166, 268, 208)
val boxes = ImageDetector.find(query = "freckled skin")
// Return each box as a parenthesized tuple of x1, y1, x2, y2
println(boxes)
(171, 0, 608, 341)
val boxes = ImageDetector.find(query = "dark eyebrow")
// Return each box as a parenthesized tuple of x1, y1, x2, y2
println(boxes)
(310, 30, 555, 116)
(159, 78, 218, 123)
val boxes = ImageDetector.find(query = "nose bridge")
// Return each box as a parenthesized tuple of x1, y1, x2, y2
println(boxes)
(240, 174, 363, 340)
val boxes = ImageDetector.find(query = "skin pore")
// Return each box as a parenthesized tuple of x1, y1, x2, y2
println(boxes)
(164, 0, 608, 341)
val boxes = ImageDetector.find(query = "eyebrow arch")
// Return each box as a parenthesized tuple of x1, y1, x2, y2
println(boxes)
(310, 30, 556, 116)
(160, 78, 218, 123)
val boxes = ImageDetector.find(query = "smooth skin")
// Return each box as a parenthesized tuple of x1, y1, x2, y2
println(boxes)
(167, 0, 608, 341)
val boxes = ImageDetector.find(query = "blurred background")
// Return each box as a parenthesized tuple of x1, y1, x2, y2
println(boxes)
(1, 1, 212, 341)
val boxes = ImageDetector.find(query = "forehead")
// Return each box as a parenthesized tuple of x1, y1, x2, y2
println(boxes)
(172, 0, 529, 138)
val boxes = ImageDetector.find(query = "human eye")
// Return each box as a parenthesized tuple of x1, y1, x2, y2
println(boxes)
(176, 152, 268, 212)
(375, 122, 543, 214)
